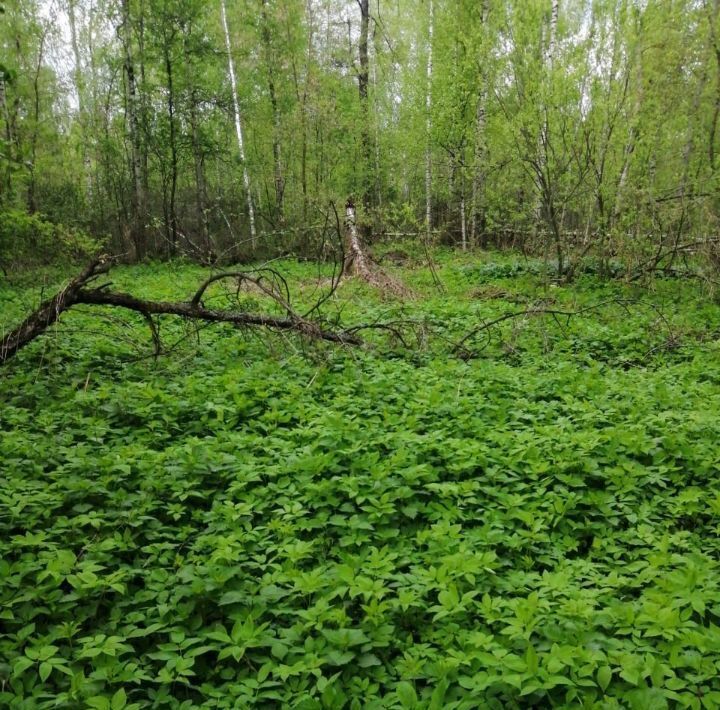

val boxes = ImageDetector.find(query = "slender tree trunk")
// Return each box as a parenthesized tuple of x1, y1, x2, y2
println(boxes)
(220, 0, 257, 250)
(613, 33, 643, 227)
(27, 29, 47, 214)
(546, 0, 559, 63)
(358, 0, 372, 238)
(67, 0, 92, 199)
(121, 0, 147, 260)
(707, 0, 720, 173)
(163, 35, 179, 256)
(371, 20, 382, 208)
(0, 75, 14, 201)
(537, 0, 559, 196)
(425, 0, 434, 240)
(260, 0, 284, 222)
(189, 92, 211, 259)
(137, 1, 150, 240)
(470, 0, 489, 247)
(290, 0, 313, 226)
(534, 0, 560, 271)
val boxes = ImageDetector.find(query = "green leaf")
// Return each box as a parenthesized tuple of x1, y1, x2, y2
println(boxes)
(111, 688, 127, 710)
(429, 679, 449, 710)
(12, 656, 34, 677)
(396, 681, 418, 709)
(597, 666, 612, 692)
(39, 661, 52, 682)
(525, 645, 538, 675)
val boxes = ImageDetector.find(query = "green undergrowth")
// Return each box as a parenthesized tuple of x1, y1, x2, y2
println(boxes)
(2, 252, 720, 708)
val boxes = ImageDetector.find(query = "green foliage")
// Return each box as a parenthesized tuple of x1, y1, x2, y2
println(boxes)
(2, 254, 720, 707)
(0, 209, 102, 270)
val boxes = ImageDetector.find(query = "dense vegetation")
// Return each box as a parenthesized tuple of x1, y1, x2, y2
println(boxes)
(3, 252, 720, 708)
(3, 0, 720, 273)
(4, 0, 720, 707)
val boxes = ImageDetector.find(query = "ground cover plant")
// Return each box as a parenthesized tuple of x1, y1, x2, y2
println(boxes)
(3, 252, 720, 709)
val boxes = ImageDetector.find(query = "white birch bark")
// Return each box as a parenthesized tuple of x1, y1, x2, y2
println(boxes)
(220, 0, 257, 248)
(545, 0, 559, 66)
(344, 200, 370, 277)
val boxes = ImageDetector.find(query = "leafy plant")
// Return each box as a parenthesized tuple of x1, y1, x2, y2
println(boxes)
(2, 254, 720, 707)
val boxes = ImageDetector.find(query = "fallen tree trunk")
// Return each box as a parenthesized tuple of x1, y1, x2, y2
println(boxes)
(0, 257, 113, 364)
(75, 290, 357, 343)
(0, 256, 361, 366)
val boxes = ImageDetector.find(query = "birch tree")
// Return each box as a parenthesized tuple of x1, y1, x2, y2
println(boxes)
(220, 0, 256, 249)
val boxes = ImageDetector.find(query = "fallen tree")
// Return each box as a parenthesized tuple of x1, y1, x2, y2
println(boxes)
(0, 256, 362, 366)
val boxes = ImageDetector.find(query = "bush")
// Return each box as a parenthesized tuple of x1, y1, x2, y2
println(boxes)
(0, 209, 102, 272)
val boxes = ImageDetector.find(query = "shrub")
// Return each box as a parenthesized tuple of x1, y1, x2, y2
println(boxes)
(0, 209, 102, 272)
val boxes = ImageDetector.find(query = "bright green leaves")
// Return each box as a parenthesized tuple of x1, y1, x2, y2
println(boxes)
(396, 681, 418, 708)
(207, 618, 271, 662)
(597, 665, 613, 692)
(86, 689, 138, 710)
(3, 259, 720, 707)
(16, 644, 73, 683)
(320, 628, 369, 648)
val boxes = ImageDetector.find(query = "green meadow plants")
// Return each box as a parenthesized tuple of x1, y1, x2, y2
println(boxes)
(2, 254, 720, 708)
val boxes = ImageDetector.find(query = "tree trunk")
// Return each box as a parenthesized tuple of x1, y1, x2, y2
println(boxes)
(260, 0, 284, 222)
(67, 0, 92, 199)
(358, 0, 372, 238)
(0, 258, 361, 365)
(344, 198, 371, 278)
(425, 0, 434, 241)
(470, 0, 489, 247)
(0, 74, 14, 202)
(189, 92, 211, 260)
(121, 0, 147, 260)
(27, 28, 47, 214)
(220, 0, 257, 250)
(613, 27, 643, 227)
(163, 35, 179, 256)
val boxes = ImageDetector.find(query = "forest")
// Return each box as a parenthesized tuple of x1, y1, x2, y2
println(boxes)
(3, 0, 720, 708)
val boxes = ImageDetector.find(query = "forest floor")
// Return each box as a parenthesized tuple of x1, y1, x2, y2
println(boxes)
(2, 250, 720, 708)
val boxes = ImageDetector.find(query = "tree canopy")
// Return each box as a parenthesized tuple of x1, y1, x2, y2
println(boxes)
(2, 0, 719, 272)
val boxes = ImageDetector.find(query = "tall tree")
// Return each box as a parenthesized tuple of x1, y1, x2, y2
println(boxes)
(221, 0, 257, 249)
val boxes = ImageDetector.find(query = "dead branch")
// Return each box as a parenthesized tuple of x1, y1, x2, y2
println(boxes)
(453, 298, 644, 358)
(0, 256, 361, 366)
(0, 256, 113, 364)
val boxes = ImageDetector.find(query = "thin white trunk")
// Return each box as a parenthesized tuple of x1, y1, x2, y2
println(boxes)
(545, 0, 559, 66)
(344, 200, 370, 277)
(425, 0, 433, 239)
(460, 195, 467, 251)
(221, 0, 256, 248)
